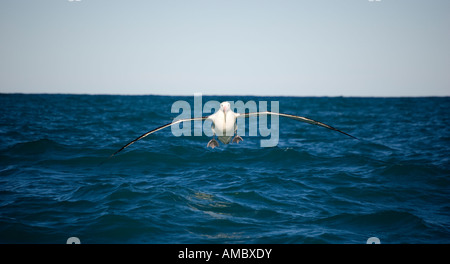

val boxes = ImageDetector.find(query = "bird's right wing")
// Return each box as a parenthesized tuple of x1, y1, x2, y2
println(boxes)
(109, 116, 209, 158)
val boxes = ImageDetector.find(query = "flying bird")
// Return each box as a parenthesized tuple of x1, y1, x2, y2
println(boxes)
(109, 102, 357, 158)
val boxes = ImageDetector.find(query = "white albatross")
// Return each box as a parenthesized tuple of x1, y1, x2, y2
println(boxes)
(109, 102, 357, 158)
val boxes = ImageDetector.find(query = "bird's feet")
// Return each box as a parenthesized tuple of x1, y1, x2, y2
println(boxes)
(232, 135, 243, 144)
(207, 138, 219, 149)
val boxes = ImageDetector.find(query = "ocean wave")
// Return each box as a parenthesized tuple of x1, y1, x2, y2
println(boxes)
(7, 138, 65, 155)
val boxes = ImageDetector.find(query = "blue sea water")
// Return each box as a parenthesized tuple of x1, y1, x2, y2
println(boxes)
(0, 94, 449, 244)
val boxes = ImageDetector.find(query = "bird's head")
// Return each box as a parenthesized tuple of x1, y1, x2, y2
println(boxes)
(220, 102, 231, 113)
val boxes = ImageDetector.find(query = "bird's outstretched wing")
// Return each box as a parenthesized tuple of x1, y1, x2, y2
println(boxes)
(238, 111, 358, 140)
(109, 116, 209, 158)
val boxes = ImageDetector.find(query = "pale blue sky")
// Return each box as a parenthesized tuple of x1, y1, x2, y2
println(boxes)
(1, 0, 449, 96)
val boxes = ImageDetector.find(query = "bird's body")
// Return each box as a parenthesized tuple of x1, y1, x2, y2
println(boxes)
(108, 101, 357, 158)
(207, 102, 240, 145)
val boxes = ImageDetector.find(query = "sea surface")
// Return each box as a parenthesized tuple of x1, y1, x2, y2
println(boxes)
(0, 94, 449, 244)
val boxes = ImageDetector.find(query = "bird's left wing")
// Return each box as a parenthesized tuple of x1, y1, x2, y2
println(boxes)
(237, 112, 358, 139)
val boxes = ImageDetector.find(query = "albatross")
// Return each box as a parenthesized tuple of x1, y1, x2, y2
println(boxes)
(109, 102, 357, 158)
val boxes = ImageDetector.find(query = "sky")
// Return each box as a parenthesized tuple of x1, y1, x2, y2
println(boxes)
(1, 0, 449, 96)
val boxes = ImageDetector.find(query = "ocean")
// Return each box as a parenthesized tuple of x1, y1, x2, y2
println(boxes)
(0, 94, 449, 244)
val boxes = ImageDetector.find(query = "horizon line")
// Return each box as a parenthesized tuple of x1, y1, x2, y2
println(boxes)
(1, 92, 449, 98)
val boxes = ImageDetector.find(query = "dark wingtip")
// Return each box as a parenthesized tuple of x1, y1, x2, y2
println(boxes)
(339, 130, 359, 140)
